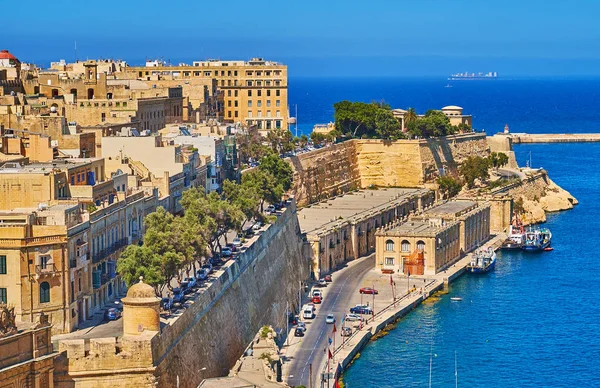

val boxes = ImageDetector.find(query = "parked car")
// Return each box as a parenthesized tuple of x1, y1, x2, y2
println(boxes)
(161, 297, 173, 311)
(202, 263, 213, 274)
(221, 247, 232, 257)
(324, 275, 333, 282)
(183, 276, 197, 288)
(325, 314, 336, 324)
(180, 281, 192, 294)
(350, 305, 373, 315)
(312, 295, 322, 304)
(232, 237, 243, 247)
(104, 307, 121, 321)
(312, 290, 322, 298)
(296, 322, 307, 332)
(266, 205, 276, 214)
(295, 328, 305, 337)
(341, 327, 353, 337)
(196, 269, 208, 281)
(317, 279, 327, 287)
(245, 228, 255, 237)
(252, 222, 264, 231)
(344, 313, 362, 322)
(359, 287, 379, 295)
(173, 288, 185, 305)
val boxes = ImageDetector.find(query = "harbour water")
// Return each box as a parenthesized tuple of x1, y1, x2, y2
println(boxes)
(286, 78, 600, 387)
(341, 144, 600, 387)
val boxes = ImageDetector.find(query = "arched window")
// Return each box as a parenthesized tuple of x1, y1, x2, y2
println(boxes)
(417, 240, 426, 251)
(40, 282, 50, 303)
(401, 240, 411, 252)
(385, 240, 395, 252)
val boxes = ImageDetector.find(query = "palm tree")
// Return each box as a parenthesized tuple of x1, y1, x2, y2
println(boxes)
(405, 107, 418, 128)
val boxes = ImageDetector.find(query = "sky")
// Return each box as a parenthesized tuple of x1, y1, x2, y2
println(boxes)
(3, 0, 600, 77)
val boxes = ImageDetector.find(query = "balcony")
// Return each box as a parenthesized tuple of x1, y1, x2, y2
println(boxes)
(92, 238, 128, 263)
(92, 270, 102, 289)
(35, 264, 58, 278)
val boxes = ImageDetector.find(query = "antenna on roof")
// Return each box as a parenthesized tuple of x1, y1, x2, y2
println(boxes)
(74, 40, 77, 62)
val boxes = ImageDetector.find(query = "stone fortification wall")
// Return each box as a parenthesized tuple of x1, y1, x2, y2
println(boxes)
(151, 201, 309, 388)
(289, 134, 489, 207)
(288, 141, 360, 206)
(487, 134, 518, 168)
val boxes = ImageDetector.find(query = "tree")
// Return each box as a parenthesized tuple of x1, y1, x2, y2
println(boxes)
(407, 110, 453, 138)
(404, 107, 418, 129)
(456, 123, 472, 133)
(437, 175, 462, 199)
(310, 132, 327, 146)
(459, 156, 491, 188)
(236, 126, 269, 165)
(258, 153, 293, 191)
(488, 152, 509, 169)
(223, 178, 262, 226)
(375, 109, 404, 140)
(266, 128, 294, 155)
(242, 169, 284, 213)
(117, 245, 167, 296)
(333, 101, 379, 138)
(299, 134, 309, 148)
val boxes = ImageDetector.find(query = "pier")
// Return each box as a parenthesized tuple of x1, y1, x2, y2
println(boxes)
(509, 133, 600, 144)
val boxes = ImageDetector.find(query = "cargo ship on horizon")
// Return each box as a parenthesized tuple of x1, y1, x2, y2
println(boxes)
(448, 71, 498, 80)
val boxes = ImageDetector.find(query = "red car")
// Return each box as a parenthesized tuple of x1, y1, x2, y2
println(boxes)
(324, 275, 333, 282)
(359, 287, 378, 295)
(312, 295, 322, 304)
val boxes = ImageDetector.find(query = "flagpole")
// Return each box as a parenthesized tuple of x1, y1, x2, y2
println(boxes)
(372, 284, 375, 320)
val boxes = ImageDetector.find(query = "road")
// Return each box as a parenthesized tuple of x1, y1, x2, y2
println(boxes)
(286, 254, 375, 388)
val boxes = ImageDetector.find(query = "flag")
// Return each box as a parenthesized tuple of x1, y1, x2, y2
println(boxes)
(334, 380, 341, 388)
(332, 323, 337, 333)
(328, 337, 333, 345)
(328, 349, 333, 360)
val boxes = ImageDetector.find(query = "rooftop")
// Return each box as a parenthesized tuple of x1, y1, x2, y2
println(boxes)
(378, 219, 458, 238)
(298, 188, 427, 236)
(423, 200, 477, 218)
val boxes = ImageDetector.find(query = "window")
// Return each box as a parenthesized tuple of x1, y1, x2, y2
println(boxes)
(267, 110, 271, 118)
(234, 71, 238, 76)
(276, 110, 281, 117)
(0, 288, 6, 304)
(267, 100, 271, 107)
(235, 111, 239, 118)
(247, 80, 253, 87)
(0, 255, 6, 274)
(266, 120, 272, 129)
(276, 90, 280, 97)
(385, 257, 395, 266)
(258, 110, 262, 118)
(234, 100, 238, 107)
(257, 101, 262, 107)
(401, 240, 411, 252)
(228, 100, 231, 107)
(248, 90, 252, 97)
(385, 240, 395, 252)
(417, 240, 425, 251)
(228, 111, 232, 118)
(40, 282, 50, 303)
(257, 90, 262, 97)
(40, 255, 50, 269)
(235, 90, 238, 97)
(227, 90, 231, 97)
(275, 120, 281, 129)
(248, 100, 252, 107)
(276, 100, 281, 107)
(267, 90, 271, 97)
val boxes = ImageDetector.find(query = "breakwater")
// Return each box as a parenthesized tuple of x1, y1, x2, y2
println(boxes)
(510, 133, 600, 143)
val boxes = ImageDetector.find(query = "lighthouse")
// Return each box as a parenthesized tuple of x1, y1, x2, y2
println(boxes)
(504, 124, 510, 134)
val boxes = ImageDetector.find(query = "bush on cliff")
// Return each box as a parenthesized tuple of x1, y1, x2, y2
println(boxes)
(460, 156, 491, 188)
(437, 175, 463, 198)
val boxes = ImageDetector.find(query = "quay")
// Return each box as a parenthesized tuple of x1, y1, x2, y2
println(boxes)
(509, 133, 600, 143)
(312, 232, 507, 387)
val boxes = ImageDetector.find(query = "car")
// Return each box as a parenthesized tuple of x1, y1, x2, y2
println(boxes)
(325, 314, 336, 324)
(183, 276, 197, 288)
(341, 327, 352, 337)
(180, 280, 192, 294)
(196, 268, 208, 281)
(344, 313, 362, 322)
(294, 328, 305, 337)
(161, 297, 173, 311)
(312, 290, 322, 300)
(350, 305, 373, 315)
(172, 288, 185, 304)
(221, 247, 232, 257)
(324, 275, 333, 282)
(202, 263, 213, 274)
(266, 205, 276, 214)
(226, 243, 237, 253)
(312, 295, 322, 304)
(317, 279, 327, 287)
(296, 322, 307, 331)
(359, 287, 379, 295)
(245, 228, 255, 237)
(232, 237, 243, 247)
(104, 307, 121, 321)
(252, 222, 263, 231)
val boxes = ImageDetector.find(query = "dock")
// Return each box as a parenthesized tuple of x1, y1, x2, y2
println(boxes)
(510, 133, 600, 144)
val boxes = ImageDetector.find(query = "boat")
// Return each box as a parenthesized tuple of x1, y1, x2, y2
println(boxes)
(466, 247, 496, 273)
(501, 216, 525, 250)
(448, 71, 498, 80)
(445, 84, 453, 88)
(521, 227, 552, 252)
(450, 297, 462, 301)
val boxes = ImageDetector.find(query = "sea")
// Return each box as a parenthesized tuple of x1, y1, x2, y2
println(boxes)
(289, 77, 600, 387)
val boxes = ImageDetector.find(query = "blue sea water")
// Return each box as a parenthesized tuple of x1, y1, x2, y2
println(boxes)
(287, 78, 600, 387)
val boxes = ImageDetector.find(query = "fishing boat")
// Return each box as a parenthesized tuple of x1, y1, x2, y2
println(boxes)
(466, 247, 496, 273)
(501, 215, 525, 250)
(521, 227, 552, 252)
(450, 297, 462, 301)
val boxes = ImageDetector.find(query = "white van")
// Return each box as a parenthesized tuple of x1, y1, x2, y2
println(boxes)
(303, 305, 315, 319)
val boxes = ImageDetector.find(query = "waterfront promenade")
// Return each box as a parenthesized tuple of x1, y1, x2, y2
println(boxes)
(282, 233, 506, 388)
(509, 133, 600, 143)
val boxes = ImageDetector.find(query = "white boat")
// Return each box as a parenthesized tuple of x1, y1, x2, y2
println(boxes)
(450, 297, 462, 301)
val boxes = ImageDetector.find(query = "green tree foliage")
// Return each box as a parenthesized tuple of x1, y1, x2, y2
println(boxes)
(117, 245, 168, 295)
(488, 152, 509, 169)
(456, 123, 473, 133)
(299, 134, 309, 148)
(407, 110, 454, 138)
(236, 126, 270, 165)
(242, 169, 284, 213)
(333, 100, 380, 138)
(310, 132, 327, 146)
(437, 175, 463, 199)
(375, 109, 404, 140)
(266, 128, 294, 155)
(459, 156, 491, 188)
(404, 107, 418, 128)
(258, 152, 293, 191)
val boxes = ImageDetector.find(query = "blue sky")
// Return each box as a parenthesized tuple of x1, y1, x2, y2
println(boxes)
(3, 0, 600, 76)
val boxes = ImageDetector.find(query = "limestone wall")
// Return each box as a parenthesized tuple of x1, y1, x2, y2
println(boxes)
(288, 142, 360, 206)
(151, 201, 309, 388)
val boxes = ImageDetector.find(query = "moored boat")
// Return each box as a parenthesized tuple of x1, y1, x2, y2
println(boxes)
(501, 216, 525, 250)
(466, 247, 496, 273)
(522, 227, 552, 252)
